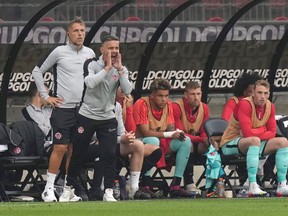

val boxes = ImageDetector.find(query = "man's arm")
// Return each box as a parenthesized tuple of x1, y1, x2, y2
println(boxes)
(115, 102, 125, 143)
(134, 99, 182, 140)
(260, 104, 277, 140)
(238, 100, 276, 140)
(119, 67, 132, 95)
(84, 58, 108, 89)
(32, 48, 59, 100)
(222, 98, 237, 121)
(172, 102, 184, 131)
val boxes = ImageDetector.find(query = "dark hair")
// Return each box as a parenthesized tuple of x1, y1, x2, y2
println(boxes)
(150, 79, 171, 93)
(185, 81, 201, 92)
(28, 82, 49, 99)
(101, 35, 119, 44)
(233, 73, 262, 97)
(28, 82, 38, 99)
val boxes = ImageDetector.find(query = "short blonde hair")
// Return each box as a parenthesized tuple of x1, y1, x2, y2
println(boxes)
(67, 16, 85, 30)
(254, 80, 270, 90)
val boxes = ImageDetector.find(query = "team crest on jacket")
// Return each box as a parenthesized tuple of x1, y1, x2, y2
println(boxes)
(112, 74, 118, 81)
(13, 147, 22, 155)
(55, 132, 62, 140)
(78, 126, 84, 134)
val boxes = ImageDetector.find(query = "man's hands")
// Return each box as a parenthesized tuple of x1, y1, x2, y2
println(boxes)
(164, 129, 186, 141)
(124, 95, 134, 108)
(113, 53, 123, 72)
(103, 50, 112, 72)
(121, 131, 135, 146)
(45, 96, 63, 108)
(103, 50, 123, 73)
(172, 130, 186, 141)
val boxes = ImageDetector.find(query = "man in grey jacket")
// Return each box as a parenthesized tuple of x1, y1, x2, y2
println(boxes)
(32, 17, 95, 202)
(66, 35, 132, 202)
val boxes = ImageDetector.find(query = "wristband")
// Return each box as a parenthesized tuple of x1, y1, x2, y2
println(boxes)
(163, 131, 175, 138)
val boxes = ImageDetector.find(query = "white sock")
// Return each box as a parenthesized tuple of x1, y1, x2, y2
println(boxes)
(46, 172, 56, 189)
(278, 181, 287, 186)
(64, 175, 67, 187)
(130, 171, 140, 192)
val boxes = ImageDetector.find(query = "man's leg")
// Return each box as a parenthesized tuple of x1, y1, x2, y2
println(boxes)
(86, 144, 104, 201)
(264, 137, 288, 196)
(43, 144, 68, 202)
(169, 137, 192, 198)
(120, 139, 150, 199)
(97, 118, 118, 201)
(42, 108, 76, 202)
(183, 142, 196, 190)
(64, 114, 96, 202)
(140, 137, 160, 197)
(238, 137, 267, 197)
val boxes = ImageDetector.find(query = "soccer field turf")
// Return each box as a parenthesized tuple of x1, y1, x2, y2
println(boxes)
(1, 198, 288, 216)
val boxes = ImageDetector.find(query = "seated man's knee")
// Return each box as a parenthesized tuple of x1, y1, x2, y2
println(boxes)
(182, 138, 192, 150)
(143, 137, 160, 146)
(133, 139, 145, 153)
(276, 137, 288, 148)
(249, 137, 261, 146)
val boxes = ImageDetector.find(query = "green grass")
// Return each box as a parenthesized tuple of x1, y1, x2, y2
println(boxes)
(1, 198, 288, 216)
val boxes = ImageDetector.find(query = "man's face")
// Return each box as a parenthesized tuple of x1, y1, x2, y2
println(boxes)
(253, 84, 270, 107)
(100, 40, 120, 64)
(184, 87, 202, 108)
(67, 23, 85, 47)
(150, 89, 169, 110)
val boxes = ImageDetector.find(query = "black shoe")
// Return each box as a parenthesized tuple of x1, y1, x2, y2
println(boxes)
(169, 187, 192, 198)
(130, 190, 151, 200)
(67, 176, 89, 201)
(140, 187, 157, 199)
(89, 187, 104, 201)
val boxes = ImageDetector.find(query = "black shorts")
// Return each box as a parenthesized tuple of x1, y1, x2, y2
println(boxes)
(50, 108, 78, 145)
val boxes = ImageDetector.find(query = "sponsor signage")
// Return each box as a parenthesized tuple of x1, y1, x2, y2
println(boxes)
(1, 21, 288, 94)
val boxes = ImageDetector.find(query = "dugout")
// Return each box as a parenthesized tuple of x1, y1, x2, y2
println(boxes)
(0, 0, 288, 125)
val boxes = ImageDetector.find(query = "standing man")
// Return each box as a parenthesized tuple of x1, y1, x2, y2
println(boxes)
(89, 102, 151, 200)
(66, 35, 132, 202)
(220, 80, 288, 197)
(32, 17, 95, 202)
(133, 79, 192, 198)
(172, 81, 210, 194)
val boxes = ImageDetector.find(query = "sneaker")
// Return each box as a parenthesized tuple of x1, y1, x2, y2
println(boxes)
(42, 187, 57, 202)
(185, 183, 200, 196)
(248, 183, 268, 197)
(59, 186, 82, 202)
(276, 184, 288, 197)
(103, 188, 117, 202)
(237, 189, 248, 198)
(207, 190, 217, 198)
(140, 186, 157, 199)
(169, 185, 192, 198)
(89, 187, 104, 201)
(129, 189, 151, 200)
(67, 176, 89, 201)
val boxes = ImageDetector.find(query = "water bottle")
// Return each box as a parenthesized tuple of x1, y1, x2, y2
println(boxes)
(217, 177, 225, 198)
(113, 179, 121, 200)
